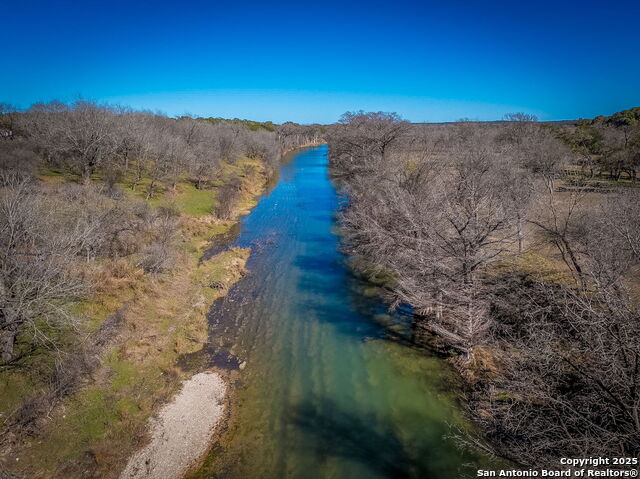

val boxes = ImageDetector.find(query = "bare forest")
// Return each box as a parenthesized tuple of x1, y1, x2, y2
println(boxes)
(1, 99, 639, 476)
(0, 100, 319, 472)
(327, 109, 640, 467)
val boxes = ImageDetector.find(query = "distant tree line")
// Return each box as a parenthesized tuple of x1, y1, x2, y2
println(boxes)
(559, 107, 640, 181)
(327, 110, 640, 467)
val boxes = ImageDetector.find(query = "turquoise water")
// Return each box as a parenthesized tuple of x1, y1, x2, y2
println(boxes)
(196, 145, 489, 478)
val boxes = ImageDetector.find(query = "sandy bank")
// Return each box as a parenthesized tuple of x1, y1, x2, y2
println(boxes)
(120, 371, 226, 479)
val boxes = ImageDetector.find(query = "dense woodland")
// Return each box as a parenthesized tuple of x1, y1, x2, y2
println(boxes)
(0, 99, 318, 373)
(327, 109, 640, 467)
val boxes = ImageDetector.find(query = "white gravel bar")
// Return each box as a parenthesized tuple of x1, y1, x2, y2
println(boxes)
(120, 371, 226, 479)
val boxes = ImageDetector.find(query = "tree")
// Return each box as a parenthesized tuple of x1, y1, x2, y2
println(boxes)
(520, 127, 570, 187)
(335, 125, 527, 360)
(500, 112, 539, 146)
(327, 111, 409, 177)
(503, 112, 538, 123)
(0, 103, 18, 139)
(486, 251, 640, 466)
(28, 100, 117, 183)
(0, 181, 87, 362)
(558, 122, 603, 177)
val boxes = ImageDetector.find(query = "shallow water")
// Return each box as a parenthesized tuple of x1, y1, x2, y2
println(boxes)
(196, 145, 490, 478)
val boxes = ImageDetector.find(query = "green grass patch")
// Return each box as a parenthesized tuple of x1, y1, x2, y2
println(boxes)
(122, 180, 216, 216)
(173, 183, 215, 216)
(0, 372, 35, 421)
(107, 355, 139, 391)
(72, 388, 120, 442)
(121, 178, 166, 206)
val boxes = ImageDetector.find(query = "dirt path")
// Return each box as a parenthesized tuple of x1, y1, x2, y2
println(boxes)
(120, 372, 226, 479)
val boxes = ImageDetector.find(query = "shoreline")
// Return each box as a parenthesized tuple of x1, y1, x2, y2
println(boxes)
(119, 371, 227, 479)
(116, 164, 271, 478)
(117, 147, 323, 479)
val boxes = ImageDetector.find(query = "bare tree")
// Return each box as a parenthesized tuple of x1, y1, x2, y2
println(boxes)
(28, 100, 117, 183)
(485, 260, 640, 466)
(329, 107, 640, 467)
(0, 181, 87, 362)
(327, 111, 409, 177)
(334, 120, 527, 360)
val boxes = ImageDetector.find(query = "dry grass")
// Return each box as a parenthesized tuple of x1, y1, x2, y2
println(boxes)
(455, 346, 503, 385)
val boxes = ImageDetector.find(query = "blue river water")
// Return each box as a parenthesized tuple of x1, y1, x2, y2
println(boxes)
(191, 145, 491, 478)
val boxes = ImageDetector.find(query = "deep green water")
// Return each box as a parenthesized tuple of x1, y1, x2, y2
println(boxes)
(194, 145, 491, 478)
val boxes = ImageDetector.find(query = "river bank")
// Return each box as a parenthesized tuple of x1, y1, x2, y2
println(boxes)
(0, 157, 269, 478)
(120, 372, 226, 479)
(120, 145, 326, 479)
(185, 145, 496, 478)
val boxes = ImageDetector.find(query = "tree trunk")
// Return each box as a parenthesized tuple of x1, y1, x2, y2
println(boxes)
(517, 216, 524, 253)
(146, 180, 155, 200)
(560, 236, 587, 290)
(0, 325, 18, 363)
(131, 170, 141, 191)
(82, 160, 95, 184)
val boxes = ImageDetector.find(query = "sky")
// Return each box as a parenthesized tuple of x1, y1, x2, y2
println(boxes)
(2, 0, 639, 124)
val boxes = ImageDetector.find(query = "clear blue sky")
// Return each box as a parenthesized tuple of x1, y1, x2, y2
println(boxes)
(2, 0, 639, 123)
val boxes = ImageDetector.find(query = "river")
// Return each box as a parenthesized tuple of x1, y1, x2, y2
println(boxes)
(189, 145, 491, 478)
